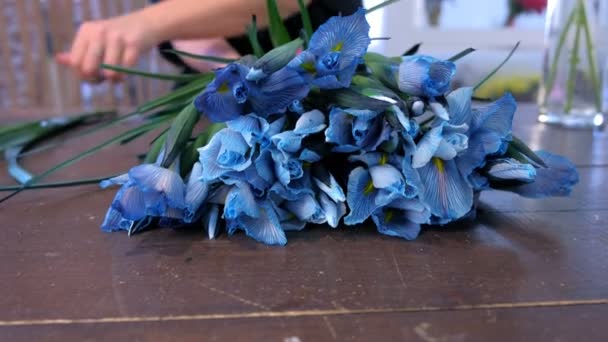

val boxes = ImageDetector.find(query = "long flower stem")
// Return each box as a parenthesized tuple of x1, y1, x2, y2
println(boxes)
(543, 4, 577, 107)
(578, 0, 602, 112)
(564, 0, 584, 114)
(0, 175, 120, 191)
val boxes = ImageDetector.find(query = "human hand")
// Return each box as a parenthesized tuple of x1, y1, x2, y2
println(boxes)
(56, 13, 158, 82)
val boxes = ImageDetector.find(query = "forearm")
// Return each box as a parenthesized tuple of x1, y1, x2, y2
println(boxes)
(137, 0, 310, 43)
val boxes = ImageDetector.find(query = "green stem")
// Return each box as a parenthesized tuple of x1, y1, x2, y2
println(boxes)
(578, 0, 602, 112)
(564, 1, 584, 114)
(542, 5, 577, 107)
(0, 175, 120, 191)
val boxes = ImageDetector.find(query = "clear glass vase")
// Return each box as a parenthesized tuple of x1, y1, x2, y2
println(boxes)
(538, 0, 607, 128)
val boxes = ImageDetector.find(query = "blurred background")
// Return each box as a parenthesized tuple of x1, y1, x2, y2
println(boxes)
(0, 0, 175, 115)
(0, 0, 548, 114)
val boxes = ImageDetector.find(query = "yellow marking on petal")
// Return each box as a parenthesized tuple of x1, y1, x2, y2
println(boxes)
(302, 162, 311, 169)
(332, 41, 344, 52)
(380, 153, 388, 166)
(301, 62, 317, 74)
(363, 180, 375, 195)
(384, 210, 394, 223)
(218, 82, 230, 93)
(432, 157, 445, 174)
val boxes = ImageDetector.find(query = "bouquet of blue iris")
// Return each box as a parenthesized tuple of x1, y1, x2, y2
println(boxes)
(0, 1, 578, 246)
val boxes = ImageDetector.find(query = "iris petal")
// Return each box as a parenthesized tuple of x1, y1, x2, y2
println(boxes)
(184, 163, 210, 222)
(507, 151, 579, 198)
(248, 67, 310, 116)
(487, 158, 537, 182)
(313, 173, 346, 202)
(128, 164, 186, 209)
(226, 114, 270, 146)
(369, 164, 404, 190)
(344, 167, 380, 225)
(236, 202, 287, 246)
(371, 208, 422, 240)
(398, 55, 455, 97)
(285, 193, 323, 222)
(412, 125, 443, 168)
(224, 184, 260, 219)
(294, 109, 326, 135)
(319, 192, 346, 228)
(447, 87, 474, 126)
(101, 207, 134, 232)
(418, 158, 474, 222)
(112, 184, 147, 221)
(203, 204, 220, 239)
(308, 8, 370, 70)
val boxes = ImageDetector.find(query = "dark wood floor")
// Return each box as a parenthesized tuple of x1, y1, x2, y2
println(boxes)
(1, 105, 607, 341)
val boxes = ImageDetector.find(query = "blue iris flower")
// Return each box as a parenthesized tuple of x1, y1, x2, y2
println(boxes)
(288, 8, 370, 89)
(398, 55, 456, 98)
(412, 122, 469, 168)
(284, 193, 326, 224)
(269, 110, 326, 186)
(194, 63, 249, 122)
(325, 108, 391, 153)
(100, 164, 186, 231)
(344, 159, 408, 225)
(371, 198, 430, 240)
(413, 87, 518, 223)
(247, 66, 311, 116)
(223, 183, 287, 245)
(198, 128, 255, 181)
(502, 151, 579, 198)
(195, 63, 310, 121)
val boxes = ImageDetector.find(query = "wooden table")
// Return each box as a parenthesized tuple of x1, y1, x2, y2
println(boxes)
(1, 104, 607, 341)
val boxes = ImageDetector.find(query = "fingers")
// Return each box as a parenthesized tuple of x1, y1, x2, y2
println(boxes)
(70, 25, 90, 77)
(55, 52, 71, 66)
(102, 34, 124, 82)
(122, 48, 138, 69)
(59, 18, 148, 83)
(81, 40, 104, 80)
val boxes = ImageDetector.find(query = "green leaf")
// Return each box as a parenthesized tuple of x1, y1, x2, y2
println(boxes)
(365, 60, 400, 92)
(1, 110, 115, 155)
(19, 111, 138, 158)
(266, 0, 291, 47)
(179, 133, 207, 177)
(101, 64, 203, 82)
(251, 38, 303, 76)
(297, 0, 313, 41)
(0, 122, 41, 151)
(402, 43, 422, 56)
(137, 74, 213, 113)
(160, 103, 199, 168)
(246, 15, 265, 57)
(447, 47, 476, 62)
(160, 49, 236, 64)
(350, 75, 405, 105)
(474, 41, 520, 91)
(366, 0, 400, 14)
(324, 88, 393, 112)
(0, 175, 121, 192)
(144, 130, 168, 164)
(0, 116, 170, 203)
(509, 136, 548, 168)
